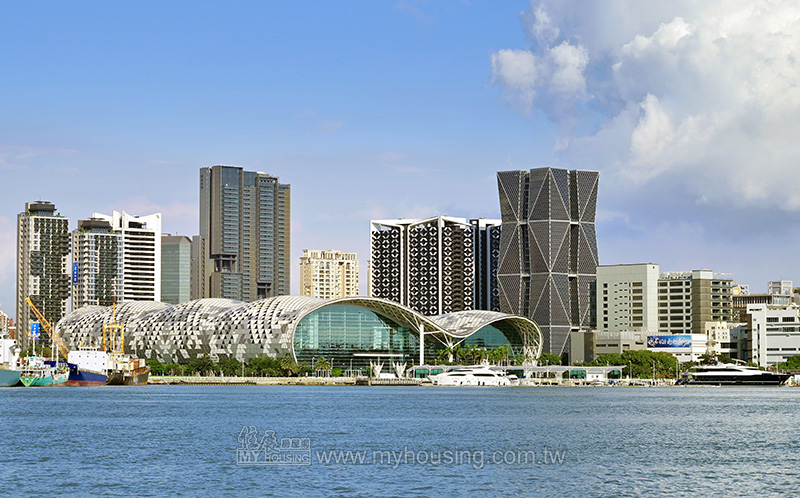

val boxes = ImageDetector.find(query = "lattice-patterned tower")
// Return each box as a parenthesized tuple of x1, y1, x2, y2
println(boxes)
(370, 216, 475, 316)
(496, 168, 599, 355)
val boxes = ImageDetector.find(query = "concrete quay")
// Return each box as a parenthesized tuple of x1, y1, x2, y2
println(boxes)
(149, 375, 357, 386)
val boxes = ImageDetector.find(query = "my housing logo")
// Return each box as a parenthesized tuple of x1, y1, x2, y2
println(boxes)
(236, 426, 311, 466)
(236, 426, 565, 468)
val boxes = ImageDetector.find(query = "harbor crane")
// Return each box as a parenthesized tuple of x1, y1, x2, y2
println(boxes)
(25, 297, 70, 359)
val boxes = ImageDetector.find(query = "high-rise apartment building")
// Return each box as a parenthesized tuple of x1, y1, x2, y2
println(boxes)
(190, 235, 206, 300)
(72, 217, 123, 309)
(0, 308, 10, 337)
(17, 201, 70, 348)
(198, 165, 290, 301)
(657, 270, 733, 334)
(161, 235, 192, 304)
(370, 216, 475, 316)
(90, 211, 161, 302)
(471, 219, 502, 312)
(497, 168, 599, 355)
(300, 249, 359, 299)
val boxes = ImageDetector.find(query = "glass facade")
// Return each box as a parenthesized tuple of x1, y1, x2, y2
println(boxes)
(294, 304, 423, 372)
(462, 322, 525, 356)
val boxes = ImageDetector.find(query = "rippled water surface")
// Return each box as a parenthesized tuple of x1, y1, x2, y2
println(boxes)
(2, 385, 799, 497)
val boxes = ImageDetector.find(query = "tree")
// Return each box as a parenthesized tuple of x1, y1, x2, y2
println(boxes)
(190, 354, 215, 376)
(280, 355, 299, 377)
(539, 353, 563, 366)
(315, 356, 331, 373)
(218, 357, 242, 376)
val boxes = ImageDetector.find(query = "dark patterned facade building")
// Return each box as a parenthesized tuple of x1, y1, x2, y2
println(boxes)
(497, 168, 599, 355)
(471, 218, 502, 312)
(16, 201, 70, 349)
(370, 216, 500, 316)
(197, 165, 290, 302)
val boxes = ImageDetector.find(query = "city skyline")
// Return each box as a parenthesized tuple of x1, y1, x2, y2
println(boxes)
(3, 1, 800, 319)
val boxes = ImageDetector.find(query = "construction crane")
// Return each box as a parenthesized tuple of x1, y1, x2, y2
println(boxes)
(25, 297, 69, 359)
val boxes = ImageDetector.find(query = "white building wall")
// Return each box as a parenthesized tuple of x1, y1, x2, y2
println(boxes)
(93, 211, 161, 302)
(746, 304, 800, 367)
(597, 263, 659, 334)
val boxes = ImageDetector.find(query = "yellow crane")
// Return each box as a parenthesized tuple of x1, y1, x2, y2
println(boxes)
(25, 297, 69, 359)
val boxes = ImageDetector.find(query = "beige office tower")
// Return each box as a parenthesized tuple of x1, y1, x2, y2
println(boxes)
(658, 270, 734, 334)
(300, 250, 359, 299)
(17, 201, 70, 349)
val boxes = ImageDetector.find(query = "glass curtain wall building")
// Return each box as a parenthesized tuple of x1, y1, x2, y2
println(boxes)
(161, 235, 192, 304)
(198, 165, 290, 301)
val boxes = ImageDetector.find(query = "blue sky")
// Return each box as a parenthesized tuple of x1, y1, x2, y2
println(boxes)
(3, 1, 800, 319)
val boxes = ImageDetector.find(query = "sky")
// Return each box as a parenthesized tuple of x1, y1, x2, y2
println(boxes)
(2, 1, 800, 320)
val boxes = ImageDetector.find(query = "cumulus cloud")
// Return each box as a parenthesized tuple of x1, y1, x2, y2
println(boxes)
(492, 0, 800, 212)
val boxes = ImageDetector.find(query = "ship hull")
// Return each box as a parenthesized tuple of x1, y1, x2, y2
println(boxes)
(67, 369, 108, 386)
(683, 376, 790, 386)
(20, 371, 69, 387)
(107, 367, 149, 386)
(0, 368, 21, 387)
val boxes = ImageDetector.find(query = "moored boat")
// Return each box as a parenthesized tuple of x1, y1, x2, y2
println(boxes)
(19, 356, 69, 387)
(429, 364, 516, 386)
(678, 363, 791, 386)
(0, 334, 21, 387)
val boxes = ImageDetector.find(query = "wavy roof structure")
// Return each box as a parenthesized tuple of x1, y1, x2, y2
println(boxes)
(55, 296, 543, 363)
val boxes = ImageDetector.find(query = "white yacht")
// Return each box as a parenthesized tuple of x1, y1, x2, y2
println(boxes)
(678, 363, 791, 386)
(429, 365, 518, 386)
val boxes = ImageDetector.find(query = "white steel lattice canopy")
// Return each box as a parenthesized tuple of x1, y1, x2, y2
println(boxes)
(55, 296, 543, 364)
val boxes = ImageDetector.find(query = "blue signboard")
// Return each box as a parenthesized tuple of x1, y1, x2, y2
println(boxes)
(647, 335, 692, 348)
(30, 322, 40, 339)
(72, 262, 79, 284)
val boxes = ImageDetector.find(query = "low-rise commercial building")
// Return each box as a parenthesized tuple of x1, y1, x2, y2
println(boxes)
(742, 304, 800, 367)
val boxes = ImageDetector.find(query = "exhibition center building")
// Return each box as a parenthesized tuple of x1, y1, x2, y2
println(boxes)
(55, 296, 543, 371)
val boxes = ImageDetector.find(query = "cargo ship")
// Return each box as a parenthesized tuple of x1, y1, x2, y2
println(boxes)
(64, 346, 150, 386)
(0, 334, 21, 387)
(106, 353, 149, 386)
(62, 303, 149, 386)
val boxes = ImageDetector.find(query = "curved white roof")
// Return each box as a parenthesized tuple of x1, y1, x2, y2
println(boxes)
(55, 296, 543, 364)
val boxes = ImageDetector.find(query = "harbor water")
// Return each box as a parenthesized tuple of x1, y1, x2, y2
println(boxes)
(2, 385, 799, 497)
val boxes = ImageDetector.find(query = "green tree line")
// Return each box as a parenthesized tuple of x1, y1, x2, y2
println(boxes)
(146, 354, 342, 377)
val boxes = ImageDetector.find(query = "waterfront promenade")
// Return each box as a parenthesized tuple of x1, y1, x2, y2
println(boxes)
(147, 375, 683, 387)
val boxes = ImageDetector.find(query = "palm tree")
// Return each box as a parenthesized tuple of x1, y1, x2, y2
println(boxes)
(280, 355, 298, 377)
(315, 356, 331, 374)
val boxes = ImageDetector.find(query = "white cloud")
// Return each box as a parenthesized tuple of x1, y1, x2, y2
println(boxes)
(0, 145, 77, 171)
(490, 49, 539, 112)
(549, 41, 588, 94)
(493, 0, 800, 213)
